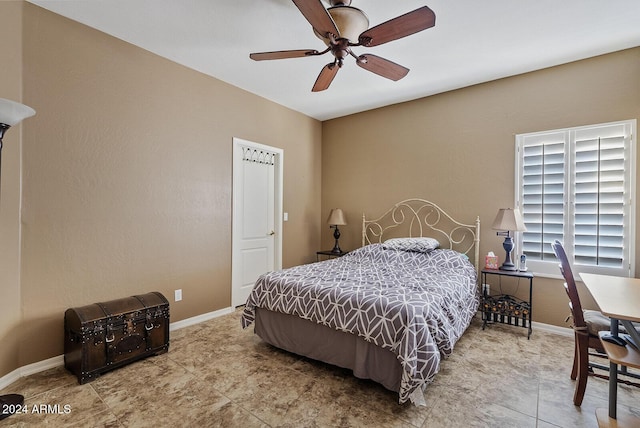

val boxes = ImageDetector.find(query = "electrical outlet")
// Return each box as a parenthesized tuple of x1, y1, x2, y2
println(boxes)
(175, 289, 182, 302)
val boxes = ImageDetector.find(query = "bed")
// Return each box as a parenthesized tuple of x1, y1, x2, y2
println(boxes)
(241, 199, 480, 405)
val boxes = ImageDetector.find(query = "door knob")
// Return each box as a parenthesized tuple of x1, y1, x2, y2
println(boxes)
(268, 230, 275, 236)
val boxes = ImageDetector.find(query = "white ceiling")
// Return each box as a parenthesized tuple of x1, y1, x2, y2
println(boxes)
(27, 0, 640, 121)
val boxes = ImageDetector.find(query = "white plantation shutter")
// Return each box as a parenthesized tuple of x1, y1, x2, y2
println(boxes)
(521, 134, 565, 262)
(516, 120, 635, 277)
(573, 125, 626, 269)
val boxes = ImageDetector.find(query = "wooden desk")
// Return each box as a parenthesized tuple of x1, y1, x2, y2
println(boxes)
(581, 273, 640, 426)
(581, 274, 640, 348)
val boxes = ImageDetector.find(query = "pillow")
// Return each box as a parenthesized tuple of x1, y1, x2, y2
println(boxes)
(382, 237, 440, 253)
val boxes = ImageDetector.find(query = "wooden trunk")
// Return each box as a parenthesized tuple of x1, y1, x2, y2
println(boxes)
(64, 292, 170, 384)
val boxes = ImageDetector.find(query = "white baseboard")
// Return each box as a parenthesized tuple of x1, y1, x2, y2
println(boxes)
(475, 311, 573, 338)
(0, 369, 21, 390)
(531, 321, 573, 337)
(0, 355, 64, 391)
(0, 306, 235, 391)
(169, 306, 235, 331)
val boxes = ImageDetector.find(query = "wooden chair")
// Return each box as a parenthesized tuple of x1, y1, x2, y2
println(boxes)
(552, 240, 640, 406)
(551, 240, 609, 406)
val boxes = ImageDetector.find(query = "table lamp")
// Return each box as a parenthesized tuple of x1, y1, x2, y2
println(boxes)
(327, 208, 347, 253)
(492, 208, 527, 271)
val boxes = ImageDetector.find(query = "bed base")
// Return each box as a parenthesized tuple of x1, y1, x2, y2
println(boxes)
(255, 308, 402, 393)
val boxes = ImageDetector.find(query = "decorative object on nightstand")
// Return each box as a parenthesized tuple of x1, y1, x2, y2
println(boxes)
(0, 98, 35, 421)
(327, 208, 347, 254)
(0, 98, 35, 200)
(492, 208, 526, 271)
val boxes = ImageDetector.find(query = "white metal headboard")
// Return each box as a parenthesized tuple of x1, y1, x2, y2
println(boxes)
(362, 198, 481, 273)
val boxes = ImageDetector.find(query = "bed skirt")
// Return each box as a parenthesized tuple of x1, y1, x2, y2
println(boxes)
(255, 307, 402, 393)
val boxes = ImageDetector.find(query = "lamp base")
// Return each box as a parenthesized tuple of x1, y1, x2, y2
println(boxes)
(330, 225, 342, 253)
(499, 234, 516, 271)
(499, 263, 517, 271)
(0, 394, 24, 420)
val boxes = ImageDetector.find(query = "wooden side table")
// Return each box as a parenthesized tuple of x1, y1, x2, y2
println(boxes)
(481, 268, 534, 339)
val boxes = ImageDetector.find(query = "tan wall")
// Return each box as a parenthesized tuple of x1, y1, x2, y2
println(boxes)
(322, 47, 640, 328)
(0, 1, 27, 378)
(4, 3, 322, 370)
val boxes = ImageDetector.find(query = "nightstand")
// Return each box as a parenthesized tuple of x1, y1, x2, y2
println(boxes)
(316, 250, 348, 261)
(481, 268, 534, 339)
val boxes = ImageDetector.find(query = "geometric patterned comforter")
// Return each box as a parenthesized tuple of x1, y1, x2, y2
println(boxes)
(241, 243, 479, 403)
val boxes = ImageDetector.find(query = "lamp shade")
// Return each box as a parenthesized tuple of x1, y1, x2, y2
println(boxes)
(0, 98, 36, 127)
(327, 208, 347, 226)
(492, 208, 526, 232)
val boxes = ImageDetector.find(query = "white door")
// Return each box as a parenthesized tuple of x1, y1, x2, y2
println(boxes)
(232, 138, 283, 307)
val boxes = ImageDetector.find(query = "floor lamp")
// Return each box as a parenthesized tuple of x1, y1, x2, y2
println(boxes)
(0, 98, 35, 199)
(0, 98, 35, 421)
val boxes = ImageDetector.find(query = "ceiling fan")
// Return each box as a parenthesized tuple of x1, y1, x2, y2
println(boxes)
(250, 0, 436, 92)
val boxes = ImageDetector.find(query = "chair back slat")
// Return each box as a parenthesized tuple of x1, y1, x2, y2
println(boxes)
(551, 240, 587, 328)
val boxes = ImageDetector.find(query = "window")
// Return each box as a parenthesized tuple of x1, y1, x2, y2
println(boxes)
(515, 120, 636, 277)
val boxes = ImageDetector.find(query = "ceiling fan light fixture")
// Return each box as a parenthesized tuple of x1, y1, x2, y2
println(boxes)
(314, 5, 369, 45)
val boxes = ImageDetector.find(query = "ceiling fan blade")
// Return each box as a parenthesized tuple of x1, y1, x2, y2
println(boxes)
(312, 63, 339, 92)
(356, 54, 409, 81)
(250, 49, 320, 61)
(358, 6, 436, 47)
(292, 0, 339, 38)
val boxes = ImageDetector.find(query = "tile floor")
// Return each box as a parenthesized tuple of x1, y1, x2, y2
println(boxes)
(1, 310, 639, 427)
